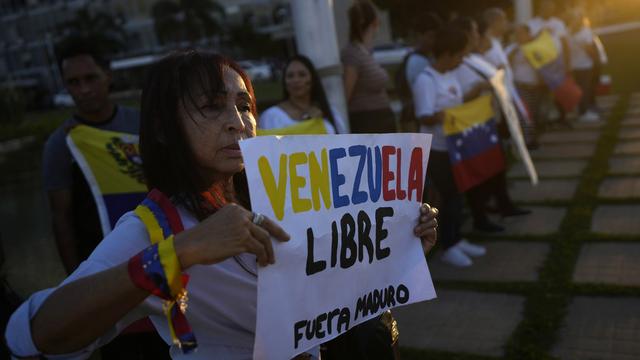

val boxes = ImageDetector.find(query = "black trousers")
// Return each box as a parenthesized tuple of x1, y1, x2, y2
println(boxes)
(573, 68, 596, 114)
(322, 315, 395, 360)
(423, 150, 463, 250)
(466, 171, 514, 225)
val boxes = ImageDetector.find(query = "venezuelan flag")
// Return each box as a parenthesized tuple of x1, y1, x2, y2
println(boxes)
(521, 30, 582, 112)
(66, 125, 147, 236)
(443, 95, 506, 192)
(257, 118, 328, 136)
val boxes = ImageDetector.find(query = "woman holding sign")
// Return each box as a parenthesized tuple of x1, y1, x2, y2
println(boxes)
(6, 49, 439, 359)
(259, 55, 343, 135)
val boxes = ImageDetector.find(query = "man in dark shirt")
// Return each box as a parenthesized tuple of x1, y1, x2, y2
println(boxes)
(44, 40, 140, 274)
(42, 37, 168, 359)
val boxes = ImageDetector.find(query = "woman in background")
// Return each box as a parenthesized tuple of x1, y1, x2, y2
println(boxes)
(341, 0, 396, 134)
(259, 55, 342, 134)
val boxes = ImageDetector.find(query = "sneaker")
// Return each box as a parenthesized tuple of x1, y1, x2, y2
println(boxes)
(458, 239, 487, 257)
(441, 246, 473, 267)
(579, 111, 600, 123)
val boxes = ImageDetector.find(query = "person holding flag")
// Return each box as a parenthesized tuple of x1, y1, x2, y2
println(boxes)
(482, 7, 537, 147)
(527, 0, 579, 126)
(411, 26, 486, 267)
(452, 16, 530, 234)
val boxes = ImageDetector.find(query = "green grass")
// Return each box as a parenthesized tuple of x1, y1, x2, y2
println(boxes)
(0, 108, 73, 142)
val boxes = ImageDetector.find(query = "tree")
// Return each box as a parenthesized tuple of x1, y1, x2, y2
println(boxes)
(152, 0, 225, 45)
(57, 6, 128, 54)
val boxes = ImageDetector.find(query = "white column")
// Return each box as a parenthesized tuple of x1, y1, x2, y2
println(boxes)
(290, 0, 349, 133)
(514, 0, 533, 23)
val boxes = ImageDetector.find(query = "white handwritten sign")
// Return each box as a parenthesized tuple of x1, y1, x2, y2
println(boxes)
(240, 134, 437, 359)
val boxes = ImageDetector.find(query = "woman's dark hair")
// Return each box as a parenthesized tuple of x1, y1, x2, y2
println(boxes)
(433, 26, 469, 58)
(139, 49, 256, 218)
(56, 36, 110, 73)
(348, 0, 378, 42)
(281, 55, 336, 129)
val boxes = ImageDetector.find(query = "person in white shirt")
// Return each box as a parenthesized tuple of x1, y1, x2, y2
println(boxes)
(483, 8, 533, 141)
(453, 16, 531, 234)
(412, 26, 485, 268)
(5, 50, 440, 360)
(567, 9, 600, 122)
(397, 12, 443, 131)
(259, 55, 342, 134)
(528, 0, 571, 69)
(529, 0, 572, 126)
(508, 24, 544, 147)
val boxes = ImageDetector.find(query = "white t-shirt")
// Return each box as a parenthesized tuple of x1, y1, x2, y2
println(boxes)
(412, 66, 463, 151)
(507, 44, 539, 85)
(528, 17, 568, 39)
(569, 27, 595, 70)
(483, 38, 515, 84)
(5, 208, 319, 359)
(454, 54, 496, 96)
(259, 105, 338, 134)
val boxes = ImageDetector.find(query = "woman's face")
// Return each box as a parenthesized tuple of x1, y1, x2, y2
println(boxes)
(285, 60, 312, 99)
(179, 67, 256, 180)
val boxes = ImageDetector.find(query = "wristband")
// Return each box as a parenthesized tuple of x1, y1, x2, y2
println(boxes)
(128, 236, 196, 352)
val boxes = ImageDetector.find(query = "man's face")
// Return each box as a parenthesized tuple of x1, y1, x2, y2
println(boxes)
(62, 55, 111, 114)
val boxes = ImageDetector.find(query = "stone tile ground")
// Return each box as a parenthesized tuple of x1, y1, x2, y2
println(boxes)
(530, 143, 596, 159)
(552, 297, 640, 360)
(430, 242, 548, 282)
(509, 179, 578, 202)
(598, 177, 640, 199)
(573, 243, 640, 286)
(591, 205, 640, 235)
(609, 157, 640, 175)
(622, 116, 640, 126)
(463, 206, 566, 236)
(619, 128, 640, 140)
(614, 141, 640, 155)
(509, 160, 587, 178)
(572, 121, 605, 130)
(538, 130, 600, 144)
(394, 290, 525, 357)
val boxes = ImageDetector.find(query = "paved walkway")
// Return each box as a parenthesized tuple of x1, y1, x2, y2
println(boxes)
(396, 93, 640, 359)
